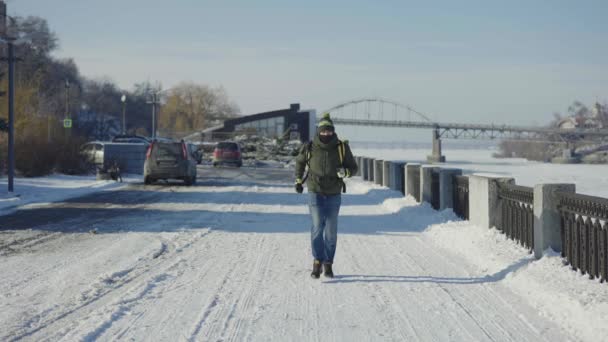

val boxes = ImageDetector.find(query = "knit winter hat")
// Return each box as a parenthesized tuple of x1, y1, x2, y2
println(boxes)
(317, 112, 335, 132)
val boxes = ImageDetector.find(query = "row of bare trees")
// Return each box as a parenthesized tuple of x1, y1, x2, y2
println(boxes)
(0, 15, 240, 176)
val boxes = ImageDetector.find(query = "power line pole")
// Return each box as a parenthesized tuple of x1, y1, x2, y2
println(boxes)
(6, 39, 14, 191)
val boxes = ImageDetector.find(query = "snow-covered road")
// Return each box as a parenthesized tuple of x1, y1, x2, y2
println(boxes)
(0, 165, 587, 341)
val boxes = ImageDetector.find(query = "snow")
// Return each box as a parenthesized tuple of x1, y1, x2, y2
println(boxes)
(1, 151, 607, 341)
(352, 147, 608, 198)
(0, 174, 139, 216)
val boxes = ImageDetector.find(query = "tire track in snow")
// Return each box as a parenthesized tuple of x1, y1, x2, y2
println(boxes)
(0, 231, 62, 256)
(410, 235, 567, 341)
(350, 234, 429, 341)
(9, 231, 210, 341)
(186, 232, 263, 341)
(399, 236, 525, 341)
(377, 233, 492, 341)
(221, 234, 277, 341)
(382, 232, 560, 341)
(60, 231, 211, 341)
(106, 230, 220, 341)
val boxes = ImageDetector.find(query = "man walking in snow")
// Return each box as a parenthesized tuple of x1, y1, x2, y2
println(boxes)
(294, 113, 358, 278)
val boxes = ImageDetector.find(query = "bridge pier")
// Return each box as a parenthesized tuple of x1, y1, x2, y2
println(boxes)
(427, 128, 446, 163)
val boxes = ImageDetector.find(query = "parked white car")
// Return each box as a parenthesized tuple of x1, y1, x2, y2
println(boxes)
(80, 141, 105, 167)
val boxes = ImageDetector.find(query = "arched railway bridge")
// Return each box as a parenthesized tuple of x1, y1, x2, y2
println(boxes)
(322, 97, 608, 162)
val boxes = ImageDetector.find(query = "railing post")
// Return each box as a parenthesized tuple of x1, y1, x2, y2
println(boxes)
(421, 165, 440, 206)
(374, 159, 384, 185)
(402, 164, 408, 195)
(354, 156, 361, 176)
(439, 168, 462, 210)
(390, 162, 406, 193)
(533, 183, 576, 259)
(405, 163, 421, 201)
(469, 175, 515, 229)
(361, 157, 369, 181)
(382, 160, 391, 188)
(367, 158, 375, 183)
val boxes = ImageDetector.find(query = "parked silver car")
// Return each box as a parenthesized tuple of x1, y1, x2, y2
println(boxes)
(144, 140, 197, 185)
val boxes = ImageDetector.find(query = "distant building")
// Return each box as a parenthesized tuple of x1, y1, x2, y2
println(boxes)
(208, 103, 316, 142)
(557, 117, 577, 129)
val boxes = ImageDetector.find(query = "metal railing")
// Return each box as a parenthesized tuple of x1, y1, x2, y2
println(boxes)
(497, 183, 534, 250)
(453, 175, 469, 220)
(557, 192, 608, 282)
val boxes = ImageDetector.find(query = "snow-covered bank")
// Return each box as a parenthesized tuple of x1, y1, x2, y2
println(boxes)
(0, 174, 138, 217)
(425, 221, 608, 342)
(352, 147, 608, 198)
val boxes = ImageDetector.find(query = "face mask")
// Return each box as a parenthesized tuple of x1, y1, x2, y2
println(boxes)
(319, 133, 333, 144)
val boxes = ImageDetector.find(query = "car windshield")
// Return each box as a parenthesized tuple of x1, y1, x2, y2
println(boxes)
(217, 143, 238, 151)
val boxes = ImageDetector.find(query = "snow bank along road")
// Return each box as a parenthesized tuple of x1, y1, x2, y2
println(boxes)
(0, 165, 575, 341)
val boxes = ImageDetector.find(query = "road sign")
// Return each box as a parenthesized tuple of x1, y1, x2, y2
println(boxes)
(63, 118, 72, 128)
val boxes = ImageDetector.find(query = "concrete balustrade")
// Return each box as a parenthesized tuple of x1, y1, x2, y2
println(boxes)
(355, 157, 582, 264)
(361, 157, 369, 181)
(469, 175, 515, 230)
(533, 183, 575, 259)
(405, 164, 421, 201)
(355, 157, 585, 263)
(374, 159, 384, 185)
(389, 162, 406, 193)
(439, 168, 463, 210)
(420, 166, 440, 204)
(382, 161, 391, 188)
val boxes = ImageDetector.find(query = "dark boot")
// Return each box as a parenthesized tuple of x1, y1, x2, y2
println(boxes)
(311, 260, 322, 279)
(323, 263, 334, 278)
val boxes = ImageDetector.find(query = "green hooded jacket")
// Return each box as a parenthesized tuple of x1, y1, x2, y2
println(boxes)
(295, 133, 358, 195)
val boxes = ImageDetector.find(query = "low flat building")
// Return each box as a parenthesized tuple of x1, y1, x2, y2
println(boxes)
(207, 104, 316, 142)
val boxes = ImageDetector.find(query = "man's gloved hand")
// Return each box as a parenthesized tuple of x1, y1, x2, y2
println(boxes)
(337, 168, 350, 179)
(295, 179, 303, 193)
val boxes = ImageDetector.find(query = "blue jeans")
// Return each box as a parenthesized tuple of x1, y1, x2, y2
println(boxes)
(309, 193, 341, 263)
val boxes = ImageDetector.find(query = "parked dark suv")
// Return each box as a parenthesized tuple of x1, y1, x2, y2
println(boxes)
(144, 140, 197, 185)
(213, 141, 242, 167)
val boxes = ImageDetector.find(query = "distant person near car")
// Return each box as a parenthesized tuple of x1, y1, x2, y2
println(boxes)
(294, 113, 358, 279)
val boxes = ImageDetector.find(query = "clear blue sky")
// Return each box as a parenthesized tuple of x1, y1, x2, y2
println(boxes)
(7, 0, 608, 141)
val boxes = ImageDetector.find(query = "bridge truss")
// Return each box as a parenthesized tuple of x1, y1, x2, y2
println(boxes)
(323, 98, 608, 144)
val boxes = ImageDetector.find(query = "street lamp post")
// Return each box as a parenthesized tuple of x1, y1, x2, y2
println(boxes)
(121, 94, 126, 134)
(65, 79, 71, 137)
(147, 92, 160, 138)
